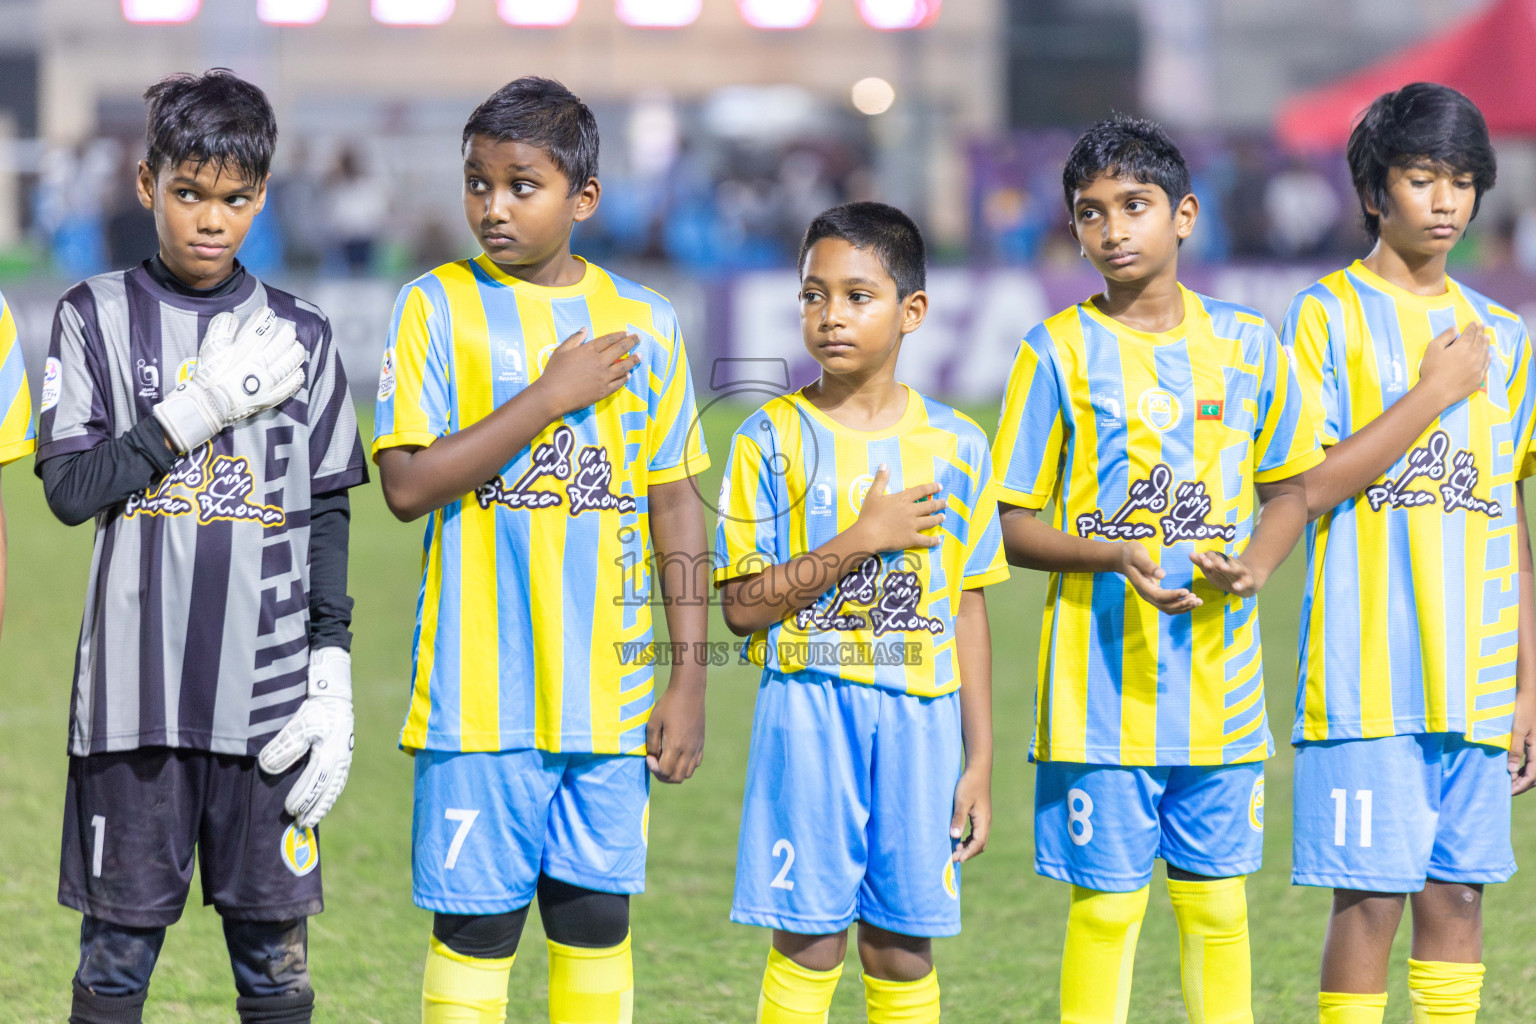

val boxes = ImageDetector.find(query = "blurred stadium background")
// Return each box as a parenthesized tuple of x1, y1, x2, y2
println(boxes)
(5, 1, 1536, 1020)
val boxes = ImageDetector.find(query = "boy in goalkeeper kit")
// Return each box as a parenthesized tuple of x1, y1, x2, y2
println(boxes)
(35, 70, 367, 1024)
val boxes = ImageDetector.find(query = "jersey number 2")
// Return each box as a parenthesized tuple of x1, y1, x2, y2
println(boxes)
(770, 839, 796, 890)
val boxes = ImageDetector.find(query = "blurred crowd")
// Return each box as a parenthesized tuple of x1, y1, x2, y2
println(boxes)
(970, 129, 1533, 273)
(21, 120, 1536, 283)
(24, 90, 878, 282)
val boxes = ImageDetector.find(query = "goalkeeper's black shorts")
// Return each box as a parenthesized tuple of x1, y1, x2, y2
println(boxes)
(58, 747, 325, 928)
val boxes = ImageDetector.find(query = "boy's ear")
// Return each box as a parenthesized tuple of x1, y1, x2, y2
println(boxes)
(900, 289, 929, 335)
(136, 160, 156, 212)
(1361, 186, 1384, 220)
(572, 176, 601, 223)
(250, 172, 271, 216)
(1174, 191, 1199, 241)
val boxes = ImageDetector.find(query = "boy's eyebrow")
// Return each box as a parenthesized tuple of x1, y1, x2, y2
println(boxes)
(799, 274, 883, 288)
(169, 175, 257, 194)
(1074, 183, 1155, 208)
(463, 158, 543, 174)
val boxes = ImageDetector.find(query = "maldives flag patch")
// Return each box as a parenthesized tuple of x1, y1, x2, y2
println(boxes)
(1198, 400, 1224, 420)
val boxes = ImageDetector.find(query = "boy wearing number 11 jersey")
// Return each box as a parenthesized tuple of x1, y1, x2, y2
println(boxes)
(993, 117, 1322, 1024)
(1284, 84, 1536, 1024)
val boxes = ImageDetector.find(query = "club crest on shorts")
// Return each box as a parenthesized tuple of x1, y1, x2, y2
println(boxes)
(1137, 387, 1182, 433)
(281, 823, 320, 877)
(942, 858, 959, 900)
(1248, 776, 1265, 833)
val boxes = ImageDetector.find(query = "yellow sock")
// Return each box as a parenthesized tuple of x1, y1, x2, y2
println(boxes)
(1407, 959, 1484, 1023)
(1166, 876, 1252, 1024)
(422, 935, 514, 1024)
(1061, 884, 1149, 1024)
(758, 947, 843, 1023)
(1319, 991, 1388, 1023)
(863, 968, 940, 1024)
(547, 933, 634, 1024)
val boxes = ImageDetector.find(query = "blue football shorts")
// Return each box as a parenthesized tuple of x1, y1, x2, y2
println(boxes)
(1034, 760, 1266, 891)
(1292, 733, 1515, 891)
(732, 670, 965, 938)
(412, 748, 650, 914)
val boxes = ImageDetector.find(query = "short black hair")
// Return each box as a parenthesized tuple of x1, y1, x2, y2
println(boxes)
(1062, 114, 1192, 212)
(798, 202, 926, 299)
(143, 69, 276, 184)
(1347, 82, 1496, 240)
(462, 77, 599, 195)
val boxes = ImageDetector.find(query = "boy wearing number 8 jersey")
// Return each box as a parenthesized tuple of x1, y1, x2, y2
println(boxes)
(1283, 84, 1536, 1024)
(715, 202, 1007, 1024)
(993, 117, 1322, 1024)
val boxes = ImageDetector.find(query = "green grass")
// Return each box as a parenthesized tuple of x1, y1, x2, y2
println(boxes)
(2, 401, 1535, 1021)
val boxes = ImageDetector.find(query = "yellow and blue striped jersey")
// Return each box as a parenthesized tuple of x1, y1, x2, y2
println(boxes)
(0, 291, 35, 465)
(993, 285, 1323, 766)
(373, 255, 709, 755)
(712, 386, 1009, 696)
(1284, 261, 1536, 749)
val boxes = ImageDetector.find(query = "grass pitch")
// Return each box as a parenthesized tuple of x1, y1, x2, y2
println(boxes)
(2, 402, 1535, 1021)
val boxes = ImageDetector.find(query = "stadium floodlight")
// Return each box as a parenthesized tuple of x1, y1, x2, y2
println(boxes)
(500, 0, 577, 25)
(851, 77, 895, 115)
(122, 0, 199, 23)
(615, 0, 700, 28)
(372, 0, 455, 25)
(857, 0, 940, 30)
(738, 0, 818, 29)
(259, 0, 327, 25)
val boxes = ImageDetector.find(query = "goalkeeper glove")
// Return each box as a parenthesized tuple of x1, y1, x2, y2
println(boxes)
(153, 306, 305, 454)
(258, 647, 354, 829)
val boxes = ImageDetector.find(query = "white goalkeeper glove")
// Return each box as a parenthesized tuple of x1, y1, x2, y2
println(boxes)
(258, 647, 354, 829)
(153, 306, 305, 454)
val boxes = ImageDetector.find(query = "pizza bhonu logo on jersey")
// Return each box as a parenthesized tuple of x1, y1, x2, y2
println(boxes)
(1363, 430, 1501, 517)
(125, 448, 285, 526)
(477, 424, 636, 516)
(792, 556, 944, 636)
(1076, 463, 1236, 546)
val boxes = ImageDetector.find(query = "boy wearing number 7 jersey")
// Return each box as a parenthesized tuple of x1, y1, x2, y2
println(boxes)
(715, 202, 1008, 1024)
(374, 78, 712, 1024)
(1283, 84, 1536, 1024)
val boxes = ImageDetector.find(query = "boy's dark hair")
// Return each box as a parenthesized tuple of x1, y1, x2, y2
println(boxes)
(1347, 82, 1496, 240)
(462, 77, 599, 195)
(1061, 114, 1192, 212)
(798, 202, 926, 299)
(143, 69, 276, 183)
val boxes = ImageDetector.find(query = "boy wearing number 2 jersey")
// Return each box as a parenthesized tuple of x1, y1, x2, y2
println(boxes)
(1283, 84, 1536, 1024)
(714, 202, 1007, 1024)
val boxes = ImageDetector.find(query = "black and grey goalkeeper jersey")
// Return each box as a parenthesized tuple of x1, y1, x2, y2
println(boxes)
(37, 264, 368, 757)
